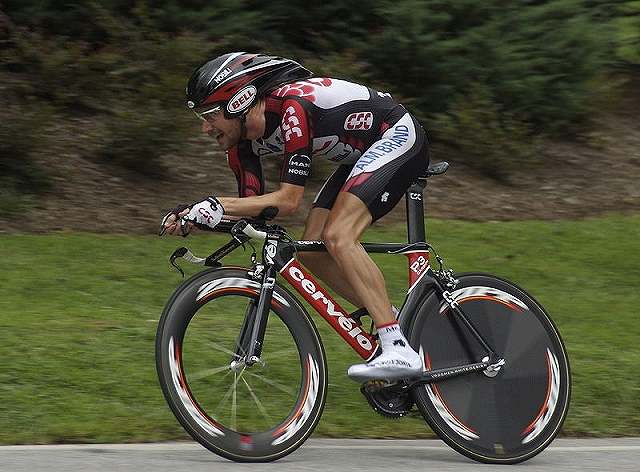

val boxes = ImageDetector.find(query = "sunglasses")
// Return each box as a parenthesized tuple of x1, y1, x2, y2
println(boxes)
(192, 105, 222, 122)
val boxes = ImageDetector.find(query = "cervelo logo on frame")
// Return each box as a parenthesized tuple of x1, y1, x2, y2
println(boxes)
(264, 239, 277, 264)
(227, 85, 257, 113)
(288, 265, 374, 352)
(344, 112, 373, 131)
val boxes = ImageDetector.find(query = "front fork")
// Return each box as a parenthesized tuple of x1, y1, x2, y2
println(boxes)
(233, 243, 279, 367)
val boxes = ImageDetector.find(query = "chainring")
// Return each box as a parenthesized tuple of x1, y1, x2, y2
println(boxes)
(360, 381, 414, 419)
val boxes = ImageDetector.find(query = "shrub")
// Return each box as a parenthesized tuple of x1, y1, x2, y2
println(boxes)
(96, 105, 186, 177)
(3, 0, 638, 183)
(3, 5, 217, 178)
(0, 100, 53, 217)
(431, 83, 541, 182)
(364, 0, 613, 134)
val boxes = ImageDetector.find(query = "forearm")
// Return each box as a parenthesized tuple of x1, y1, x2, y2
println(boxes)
(218, 189, 299, 217)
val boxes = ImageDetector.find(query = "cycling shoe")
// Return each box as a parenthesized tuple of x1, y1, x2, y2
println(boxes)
(347, 347, 422, 382)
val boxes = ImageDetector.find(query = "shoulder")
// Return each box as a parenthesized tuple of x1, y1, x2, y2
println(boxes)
(270, 78, 334, 99)
(268, 78, 370, 108)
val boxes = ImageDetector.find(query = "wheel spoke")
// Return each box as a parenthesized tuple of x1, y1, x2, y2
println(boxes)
(187, 364, 231, 381)
(242, 377, 273, 424)
(231, 372, 237, 431)
(160, 274, 328, 460)
(207, 341, 243, 359)
(245, 371, 297, 397)
(215, 366, 246, 414)
(261, 347, 299, 362)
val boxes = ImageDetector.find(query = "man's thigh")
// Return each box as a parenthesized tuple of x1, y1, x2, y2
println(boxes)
(302, 207, 330, 240)
(324, 192, 373, 242)
(304, 191, 374, 243)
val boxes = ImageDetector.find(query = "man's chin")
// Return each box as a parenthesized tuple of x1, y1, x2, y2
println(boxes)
(217, 136, 238, 151)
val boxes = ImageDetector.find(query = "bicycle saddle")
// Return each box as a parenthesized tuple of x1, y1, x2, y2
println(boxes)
(422, 161, 449, 178)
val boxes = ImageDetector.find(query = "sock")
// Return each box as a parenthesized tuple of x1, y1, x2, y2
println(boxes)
(377, 321, 410, 351)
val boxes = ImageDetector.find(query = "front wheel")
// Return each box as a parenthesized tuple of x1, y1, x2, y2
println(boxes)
(156, 267, 327, 462)
(409, 273, 571, 464)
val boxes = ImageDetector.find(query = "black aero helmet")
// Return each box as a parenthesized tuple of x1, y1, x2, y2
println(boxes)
(186, 52, 313, 118)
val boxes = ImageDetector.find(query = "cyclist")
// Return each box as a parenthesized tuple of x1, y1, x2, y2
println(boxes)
(160, 52, 429, 381)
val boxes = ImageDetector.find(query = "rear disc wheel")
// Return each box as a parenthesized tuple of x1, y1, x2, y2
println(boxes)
(410, 273, 571, 463)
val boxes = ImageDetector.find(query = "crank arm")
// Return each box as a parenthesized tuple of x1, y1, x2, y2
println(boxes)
(388, 361, 492, 393)
(417, 361, 491, 383)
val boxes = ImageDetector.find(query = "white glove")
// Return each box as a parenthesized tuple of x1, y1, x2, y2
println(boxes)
(183, 196, 224, 232)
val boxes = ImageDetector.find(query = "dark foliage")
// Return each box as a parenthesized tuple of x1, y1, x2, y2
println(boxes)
(2, 0, 638, 184)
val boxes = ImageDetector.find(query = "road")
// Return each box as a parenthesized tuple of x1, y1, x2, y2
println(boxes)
(2, 438, 639, 472)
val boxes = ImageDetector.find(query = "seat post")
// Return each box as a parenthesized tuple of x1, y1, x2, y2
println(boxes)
(406, 179, 427, 243)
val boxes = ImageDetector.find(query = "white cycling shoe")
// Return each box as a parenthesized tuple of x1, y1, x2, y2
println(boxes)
(347, 346, 423, 382)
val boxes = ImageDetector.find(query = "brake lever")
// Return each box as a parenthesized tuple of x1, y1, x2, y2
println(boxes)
(169, 246, 206, 277)
(169, 248, 187, 277)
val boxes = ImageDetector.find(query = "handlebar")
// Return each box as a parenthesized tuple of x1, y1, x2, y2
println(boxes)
(206, 206, 279, 237)
(168, 207, 278, 276)
(232, 220, 267, 241)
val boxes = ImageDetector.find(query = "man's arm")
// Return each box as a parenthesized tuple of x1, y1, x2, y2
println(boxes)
(220, 97, 311, 218)
(160, 186, 303, 236)
(218, 182, 304, 217)
(227, 141, 264, 197)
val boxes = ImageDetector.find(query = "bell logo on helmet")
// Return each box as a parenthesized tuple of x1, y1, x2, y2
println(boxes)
(227, 85, 257, 114)
(187, 101, 195, 109)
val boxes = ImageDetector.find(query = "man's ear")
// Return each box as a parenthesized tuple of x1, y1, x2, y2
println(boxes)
(244, 98, 267, 139)
(247, 98, 266, 116)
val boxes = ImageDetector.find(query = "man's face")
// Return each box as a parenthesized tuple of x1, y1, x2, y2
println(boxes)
(197, 108, 241, 150)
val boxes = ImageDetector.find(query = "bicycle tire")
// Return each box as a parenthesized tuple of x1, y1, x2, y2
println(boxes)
(408, 273, 571, 464)
(156, 267, 327, 462)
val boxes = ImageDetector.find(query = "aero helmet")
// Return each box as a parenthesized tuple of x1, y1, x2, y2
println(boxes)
(186, 52, 313, 119)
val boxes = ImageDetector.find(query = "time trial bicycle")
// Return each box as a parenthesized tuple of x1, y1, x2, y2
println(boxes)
(155, 161, 571, 463)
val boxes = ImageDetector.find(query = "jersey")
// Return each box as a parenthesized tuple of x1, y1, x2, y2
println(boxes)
(226, 77, 428, 220)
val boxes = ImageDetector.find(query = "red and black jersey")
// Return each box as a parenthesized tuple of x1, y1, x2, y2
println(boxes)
(225, 77, 407, 195)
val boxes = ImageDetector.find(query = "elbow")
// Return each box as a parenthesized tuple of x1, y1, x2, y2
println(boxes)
(277, 200, 301, 216)
(274, 184, 304, 216)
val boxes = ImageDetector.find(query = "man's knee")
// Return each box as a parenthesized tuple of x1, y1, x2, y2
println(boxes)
(322, 222, 355, 256)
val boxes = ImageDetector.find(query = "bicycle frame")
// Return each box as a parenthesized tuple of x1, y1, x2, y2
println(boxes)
(168, 165, 503, 385)
(226, 177, 502, 385)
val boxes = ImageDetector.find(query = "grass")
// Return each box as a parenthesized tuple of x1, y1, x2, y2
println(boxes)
(0, 215, 638, 444)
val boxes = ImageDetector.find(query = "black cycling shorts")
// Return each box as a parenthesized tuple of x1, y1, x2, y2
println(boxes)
(312, 111, 429, 221)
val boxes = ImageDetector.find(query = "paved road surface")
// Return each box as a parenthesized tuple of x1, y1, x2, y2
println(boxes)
(2, 438, 639, 472)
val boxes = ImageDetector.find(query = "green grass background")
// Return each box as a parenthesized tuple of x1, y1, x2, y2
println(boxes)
(0, 215, 638, 444)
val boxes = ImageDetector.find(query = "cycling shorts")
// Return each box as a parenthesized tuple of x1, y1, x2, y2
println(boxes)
(312, 111, 429, 221)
